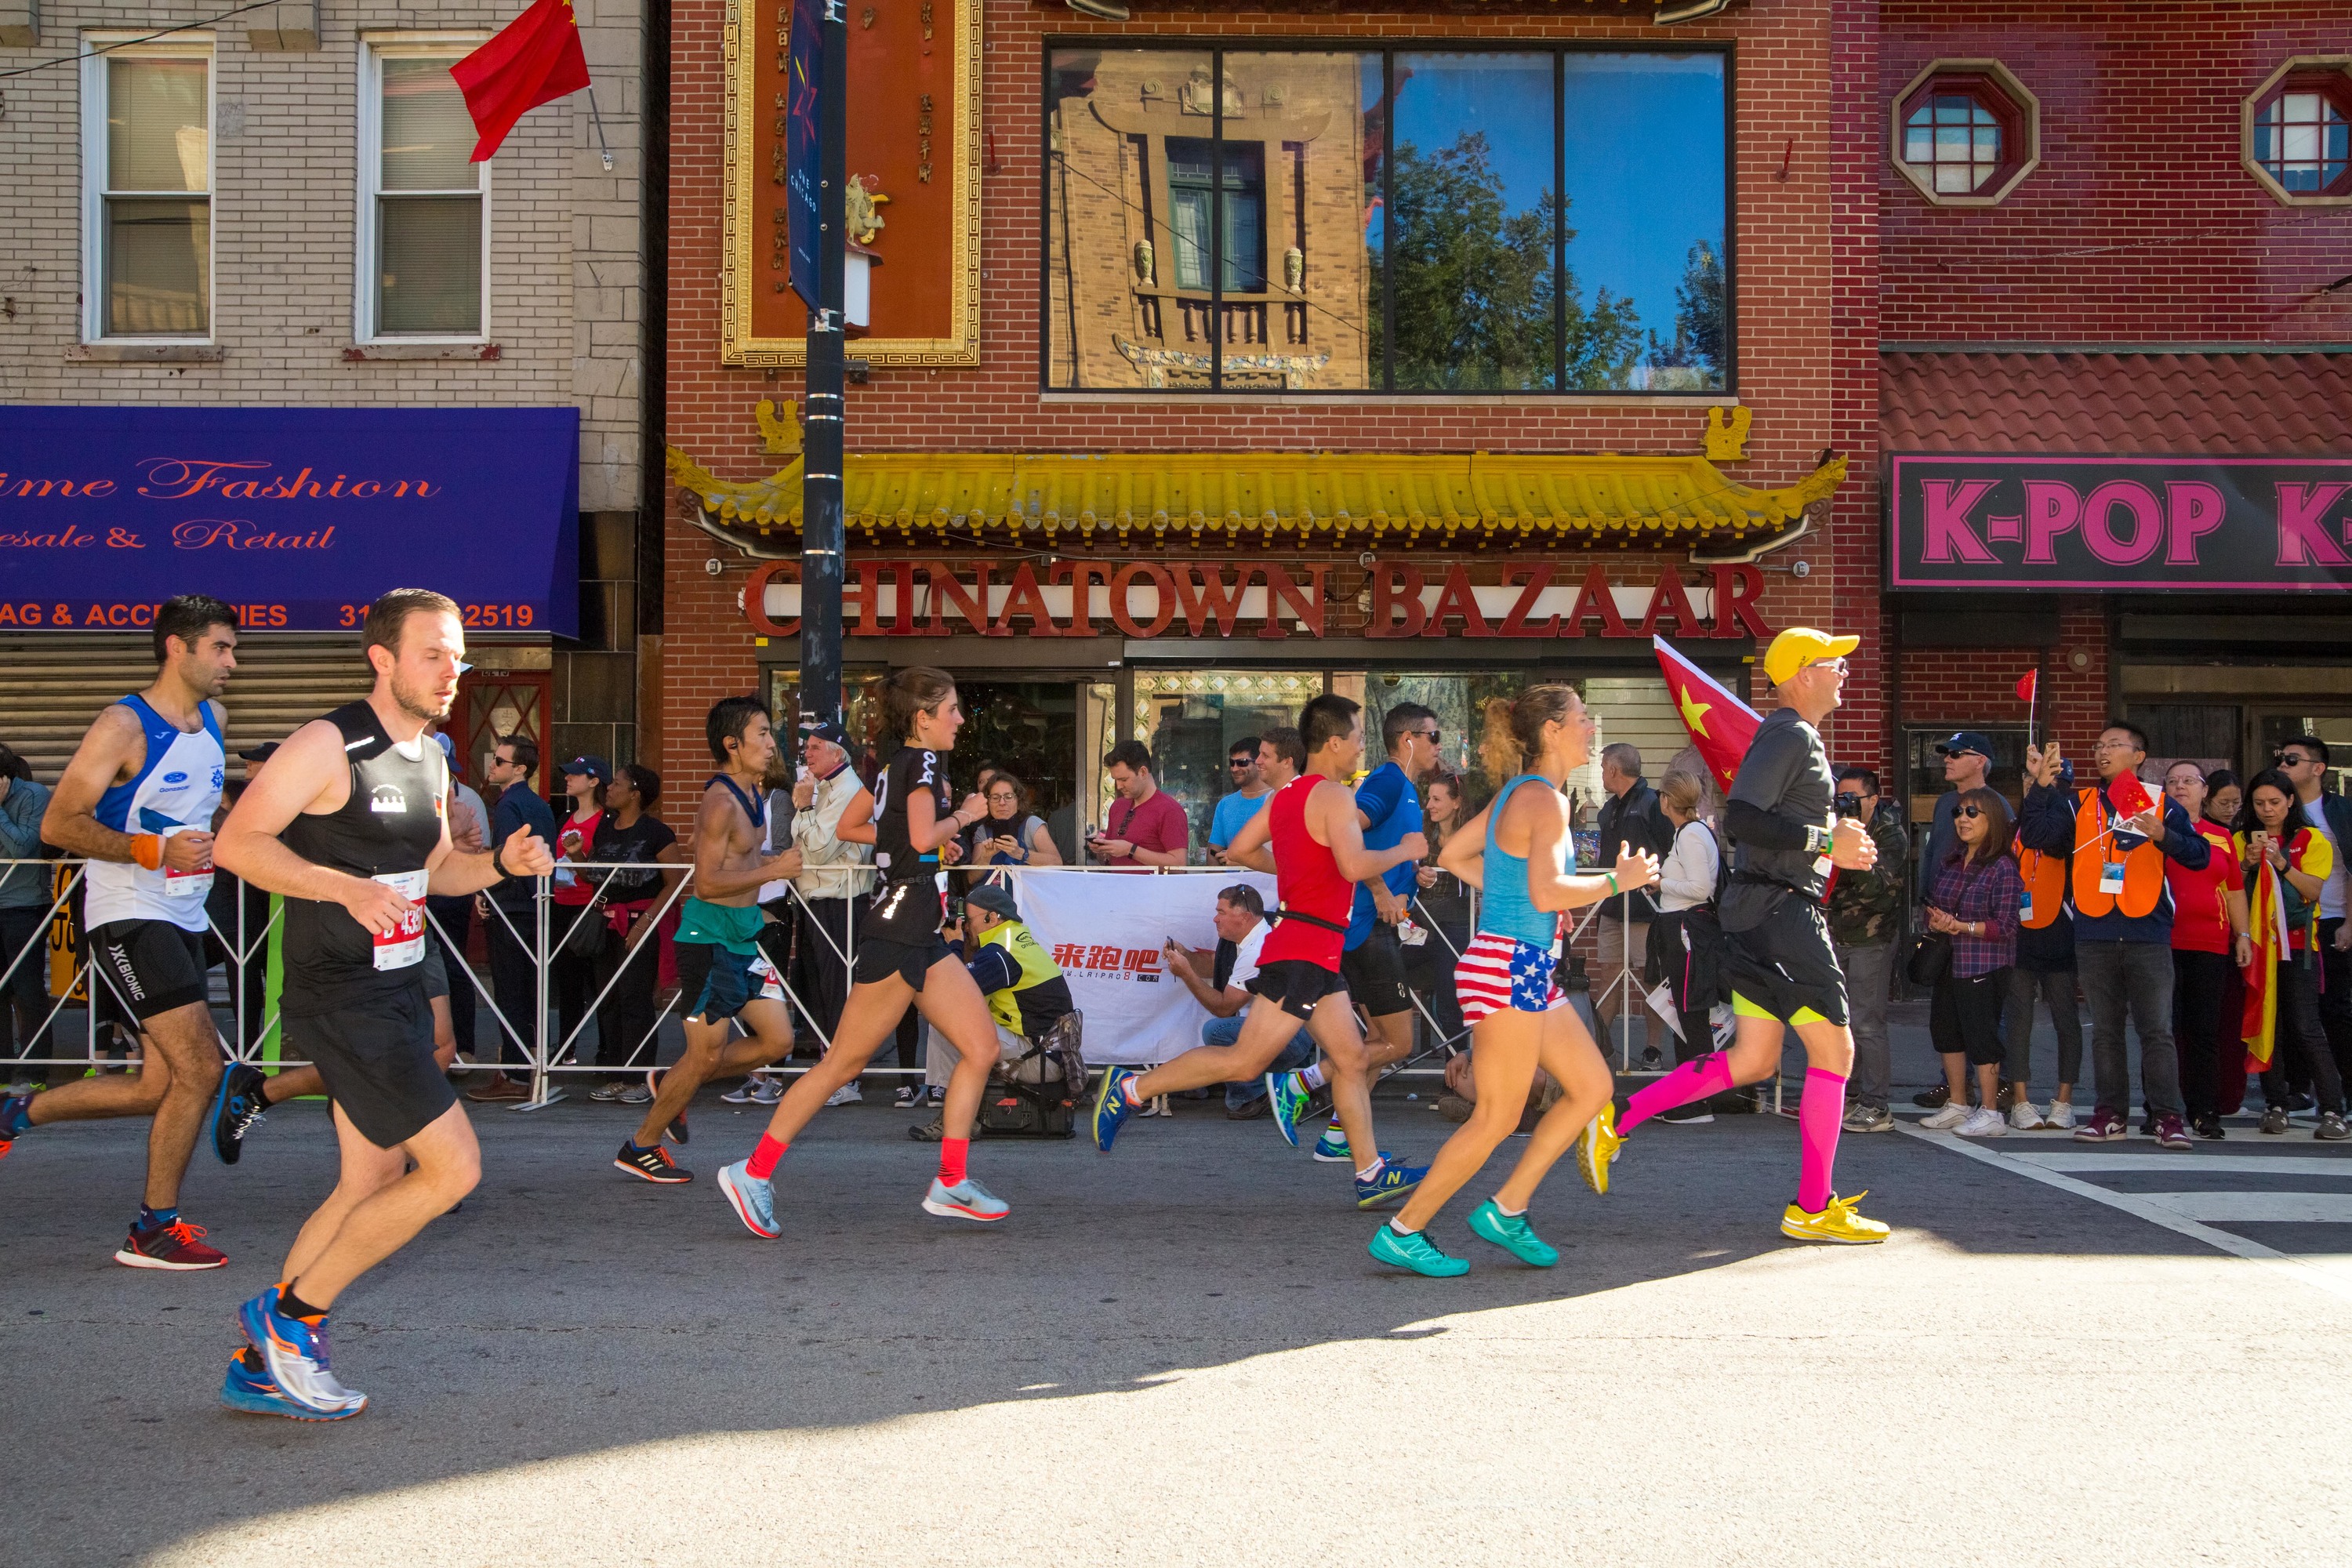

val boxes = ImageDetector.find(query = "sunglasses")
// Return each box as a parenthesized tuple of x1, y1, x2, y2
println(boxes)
(1955, 805, 1986, 818)
(1229, 757, 1254, 768)
(2276, 752, 2318, 767)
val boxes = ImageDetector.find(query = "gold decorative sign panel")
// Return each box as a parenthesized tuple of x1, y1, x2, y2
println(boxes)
(722, 0, 982, 365)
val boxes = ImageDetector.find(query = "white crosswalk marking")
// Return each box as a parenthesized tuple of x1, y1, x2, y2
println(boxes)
(2009, 1152, 2352, 1178)
(2134, 1192, 2352, 1224)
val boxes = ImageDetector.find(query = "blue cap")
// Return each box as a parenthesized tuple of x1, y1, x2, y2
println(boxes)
(1936, 731, 1994, 760)
(561, 753, 612, 784)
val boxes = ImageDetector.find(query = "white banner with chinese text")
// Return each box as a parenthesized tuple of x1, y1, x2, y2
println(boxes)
(1006, 868, 1279, 1065)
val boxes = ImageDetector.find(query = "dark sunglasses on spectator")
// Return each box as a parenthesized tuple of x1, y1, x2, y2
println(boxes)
(1229, 757, 1253, 768)
(2277, 752, 2314, 766)
(1955, 805, 1985, 818)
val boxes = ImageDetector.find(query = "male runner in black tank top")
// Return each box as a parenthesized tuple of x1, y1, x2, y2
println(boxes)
(214, 590, 553, 1421)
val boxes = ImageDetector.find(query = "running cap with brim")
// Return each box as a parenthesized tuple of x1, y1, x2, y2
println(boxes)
(964, 882, 1020, 921)
(1763, 626, 1860, 686)
(1936, 730, 1994, 760)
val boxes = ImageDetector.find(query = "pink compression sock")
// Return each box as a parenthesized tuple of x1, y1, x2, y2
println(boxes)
(1618, 1053, 1739, 1134)
(1796, 1068, 1847, 1214)
(938, 1137, 970, 1188)
(746, 1134, 789, 1181)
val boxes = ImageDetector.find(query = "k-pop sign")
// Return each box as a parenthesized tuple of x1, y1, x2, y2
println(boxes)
(1888, 453, 2352, 593)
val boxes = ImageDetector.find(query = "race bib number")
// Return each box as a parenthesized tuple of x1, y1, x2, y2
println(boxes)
(162, 826, 212, 900)
(2020, 888, 2034, 924)
(1398, 917, 1428, 948)
(1813, 854, 1835, 881)
(749, 952, 785, 1001)
(2098, 860, 2125, 896)
(372, 869, 430, 971)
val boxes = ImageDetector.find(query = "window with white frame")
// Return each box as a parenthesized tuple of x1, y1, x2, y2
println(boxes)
(85, 39, 213, 339)
(361, 42, 487, 338)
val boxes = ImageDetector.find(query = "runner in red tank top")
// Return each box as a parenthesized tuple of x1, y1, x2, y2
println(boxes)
(1088, 695, 1433, 1210)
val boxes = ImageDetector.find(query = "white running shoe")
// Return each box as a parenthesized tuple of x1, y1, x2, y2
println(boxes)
(825, 1081, 862, 1108)
(1955, 1106, 2007, 1138)
(2007, 1098, 2044, 1131)
(1920, 1102, 1970, 1131)
(2043, 1100, 2078, 1131)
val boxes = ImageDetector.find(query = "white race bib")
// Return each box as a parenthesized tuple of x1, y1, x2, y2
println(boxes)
(161, 826, 213, 900)
(749, 952, 784, 1001)
(372, 869, 430, 971)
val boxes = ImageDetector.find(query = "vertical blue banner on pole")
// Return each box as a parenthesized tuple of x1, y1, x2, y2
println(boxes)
(786, 0, 823, 310)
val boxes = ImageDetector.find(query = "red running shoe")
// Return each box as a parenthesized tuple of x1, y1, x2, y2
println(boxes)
(114, 1218, 228, 1270)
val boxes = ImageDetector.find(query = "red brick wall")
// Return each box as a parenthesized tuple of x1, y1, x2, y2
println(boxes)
(1896, 597, 2110, 759)
(1882, 2, 2352, 344)
(661, 2, 1857, 825)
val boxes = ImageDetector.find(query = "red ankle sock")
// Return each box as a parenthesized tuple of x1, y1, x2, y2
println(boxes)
(746, 1134, 789, 1181)
(938, 1137, 969, 1187)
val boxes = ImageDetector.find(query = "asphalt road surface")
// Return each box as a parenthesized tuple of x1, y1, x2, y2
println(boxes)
(5, 1026, 2350, 1566)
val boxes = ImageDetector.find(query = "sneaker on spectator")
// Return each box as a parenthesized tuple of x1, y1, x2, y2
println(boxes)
(2318, 1112, 2351, 1142)
(2073, 1106, 2128, 1142)
(894, 1083, 923, 1109)
(2006, 1098, 2043, 1131)
(2193, 1114, 2226, 1140)
(719, 1079, 762, 1104)
(1657, 1103, 1715, 1125)
(619, 1080, 653, 1105)
(1842, 1105, 1893, 1134)
(1912, 1083, 1950, 1110)
(1225, 1095, 1271, 1120)
(1920, 1102, 1969, 1131)
(2043, 1100, 2077, 1131)
(1955, 1107, 2006, 1138)
(925, 1085, 946, 1109)
(1994, 1081, 2016, 1112)
(825, 1081, 863, 1108)
(589, 1080, 630, 1102)
(750, 1075, 784, 1105)
(2156, 1114, 2194, 1150)
(2259, 1105, 2291, 1134)
(2288, 1090, 2317, 1112)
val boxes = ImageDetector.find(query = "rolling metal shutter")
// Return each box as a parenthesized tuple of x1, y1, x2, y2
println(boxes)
(0, 634, 376, 785)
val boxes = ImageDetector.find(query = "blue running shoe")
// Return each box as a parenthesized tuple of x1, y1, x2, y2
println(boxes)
(0, 1091, 32, 1160)
(210, 1062, 269, 1166)
(1266, 1070, 1312, 1149)
(1367, 1223, 1468, 1278)
(717, 1159, 781, 1238)
(237, 1289, 364, 1417)
(1468, 1200, 1559, 1267)
(922, 1176, 1011, 1222)
(1354, 1158, 1427, 1210)
(220, 1348, 364, 1421)
(1091, 1066, 1139, 1152)
(1311, 1123, 1351, 1163)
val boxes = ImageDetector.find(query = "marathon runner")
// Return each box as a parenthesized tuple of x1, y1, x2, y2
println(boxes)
(1588, 627, 1892, 1244)
(0, 594, 239, 1269)
(212, 590, 552, 1420)
(1371, 685, 1658, 1276)
(717, 667, 1013, 1234)
(615, 696, 802, 1182)
(1091, 693, 1431, 1209)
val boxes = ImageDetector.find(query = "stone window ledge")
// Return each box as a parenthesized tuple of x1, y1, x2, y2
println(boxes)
(67, 343, 223, 364)
(343, 343, 503, 361)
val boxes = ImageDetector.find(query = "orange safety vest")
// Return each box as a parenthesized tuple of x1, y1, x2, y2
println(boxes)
(2069, 786, 2166, 920)
(2016, 840, 2067, 929)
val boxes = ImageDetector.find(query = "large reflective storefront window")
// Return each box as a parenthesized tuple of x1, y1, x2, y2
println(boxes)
(1047, 45, 1727, 394)
(1134, 671, 1326, 853)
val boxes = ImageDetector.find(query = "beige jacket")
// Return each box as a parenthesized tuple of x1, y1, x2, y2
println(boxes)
(790, 764, 876, 899)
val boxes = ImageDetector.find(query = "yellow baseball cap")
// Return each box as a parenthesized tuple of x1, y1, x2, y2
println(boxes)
(1763, 626, 1860, 686)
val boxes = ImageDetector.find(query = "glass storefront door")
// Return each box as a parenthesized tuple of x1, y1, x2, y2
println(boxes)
(1132, 670, 1323, 855)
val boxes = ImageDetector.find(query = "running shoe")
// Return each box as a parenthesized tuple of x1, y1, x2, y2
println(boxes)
(1468, 1200, 1559, 1267)
(0, 1091, 32, 1160)
(750, 1075, 784, 1105)
(2259, 1105, 2291, 1134)
(825, 1081, 863, 1108)
(2007, 1098, 2044, 1131)
(1266, 1069, 1313, 1149)
(2156, 1114, 2195, 1150)
(2073, 1106, 2128, 1142)
(923, 1176, 1011, 1222)
(1091, 1065, 1138, 1152)
(719, 1079, 761, 1104)
(2193, 1114, 2226, 1141)
(619, 1082, 652, 1105)
(1920, 1102, 1969, 1131)
(1575, 1104, 1622, 1196)
(1367, 1223, 1468, 1278)
(238, 1287, 365, 1416)
(2043, 1100, 2078, 1131)
(1955, 1107, 2007, 1138)
(1780, 1190, 1891, 1245)
(1311, 1124, 1352, 1163)
(209, 1062, 269, 1164)
(2318, 1112, 2351, 1142)
(1842, 1105, 1894, 1134)
(717, 1159, 780, 1238)
(115, 1218, 227, 1270)
(1354, 1159, 1427, 1210)
(614, 1140, 693, 1184)
(220, 1347, 364, 1421)
(590, 1080, 630, 1103)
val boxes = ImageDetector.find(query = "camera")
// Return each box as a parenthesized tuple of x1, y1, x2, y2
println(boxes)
(1834, 791, 1864, 821)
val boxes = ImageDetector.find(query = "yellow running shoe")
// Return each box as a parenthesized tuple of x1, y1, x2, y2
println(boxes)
(1780, 1190, 1890, 1245)
(1575, 1103, 1622, 1196)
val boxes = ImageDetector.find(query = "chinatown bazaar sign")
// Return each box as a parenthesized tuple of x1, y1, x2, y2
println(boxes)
(1889, 453, 2352, 592)
(743, 558, 1770, 641)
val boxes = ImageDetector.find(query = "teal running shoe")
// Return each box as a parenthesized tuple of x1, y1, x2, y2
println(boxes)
(237, 1288, 365, 1417)
(1354, 1158, 1427, 1210)
(1266, 1070, 1312, 1148)
(717, 1159, 780, 1238)
(220, 1348, 363, 1421)
(923, 1176, 1011, 1222)
(1468, 1200, 1559, 1267)
(1367, 1223, 1468, 1278)
(1312, 1122, 1350, 1163)
(1092, 1066, 1139, 1152)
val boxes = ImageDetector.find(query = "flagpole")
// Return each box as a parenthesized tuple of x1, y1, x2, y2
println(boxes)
(797, 0, 851, 735)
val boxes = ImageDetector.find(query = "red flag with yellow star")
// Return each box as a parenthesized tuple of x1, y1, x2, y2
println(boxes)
(450, 0, 591, 163)
(1653, 635, 1762, 793)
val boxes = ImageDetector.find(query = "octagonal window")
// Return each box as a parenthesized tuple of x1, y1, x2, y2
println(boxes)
(2253, 80, 2351, 196)
(1890, 62, 2038, 208)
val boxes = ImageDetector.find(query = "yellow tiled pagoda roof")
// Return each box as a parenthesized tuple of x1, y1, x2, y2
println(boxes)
(667, 447, 1846, 553)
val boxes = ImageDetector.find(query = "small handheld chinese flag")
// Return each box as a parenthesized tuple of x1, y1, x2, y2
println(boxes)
(2107, 771, 2158, 820)
(451, 0, 591, 163)
(2015, 669, 2038, 705)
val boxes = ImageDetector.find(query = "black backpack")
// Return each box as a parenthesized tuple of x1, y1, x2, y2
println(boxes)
(977, 1010, 1087, 1138)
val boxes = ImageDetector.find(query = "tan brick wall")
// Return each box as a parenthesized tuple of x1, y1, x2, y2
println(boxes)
(0, 1, 644, 512)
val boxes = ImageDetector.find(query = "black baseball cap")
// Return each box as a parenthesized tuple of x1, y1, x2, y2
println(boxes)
(800, 720, 851, 748)
(1936, 731, 1994, 760)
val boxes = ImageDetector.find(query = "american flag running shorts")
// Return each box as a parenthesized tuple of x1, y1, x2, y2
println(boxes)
(1454, 931, 1566, 1027)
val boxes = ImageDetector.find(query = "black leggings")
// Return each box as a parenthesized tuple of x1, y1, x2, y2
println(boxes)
(2260, 957, 2346, 1115)
(2173, 948, 2237, 1120)
(1931, 967, 2009, 1067)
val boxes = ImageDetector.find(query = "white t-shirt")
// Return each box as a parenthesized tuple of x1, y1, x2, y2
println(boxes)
(1226, 918, 1269, 993)
(2303, 798, 2347, 921)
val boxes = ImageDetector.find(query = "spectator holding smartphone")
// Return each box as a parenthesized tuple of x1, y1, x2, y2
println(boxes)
(1918, 788, 2024, 1138)
(1093, 741, 1188, 867)
(960, 774, 1059, 871)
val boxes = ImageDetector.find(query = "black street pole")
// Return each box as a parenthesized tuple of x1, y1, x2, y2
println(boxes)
(797, 0, 849, 735)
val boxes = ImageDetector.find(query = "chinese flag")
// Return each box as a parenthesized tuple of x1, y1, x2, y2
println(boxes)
(451, 0, 591, 163)
(1653, 636, 1762, 794)
(2015, 669, 2038, 705)
(2107, 771, 2158, 820)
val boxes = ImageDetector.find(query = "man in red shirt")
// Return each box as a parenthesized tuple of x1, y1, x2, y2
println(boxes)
(1090, 741, 1189, 867)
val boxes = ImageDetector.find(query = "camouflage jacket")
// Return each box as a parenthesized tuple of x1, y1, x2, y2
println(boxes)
(1825, 807, 1911, 948)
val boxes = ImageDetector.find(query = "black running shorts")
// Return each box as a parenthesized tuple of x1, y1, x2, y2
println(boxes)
(1339, 924, 1413, 1018)
(285, 978, 456, 1149)
(90, 919, 209, 1021)
(1245, 957, 1349, 1022)
(854, 935, 953, 990)
(1721, 892, 1849, 1029)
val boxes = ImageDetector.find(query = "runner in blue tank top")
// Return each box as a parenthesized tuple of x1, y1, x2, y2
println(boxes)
(1, 596, 241, 1272)
(1369, 684, 1660, 1279)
